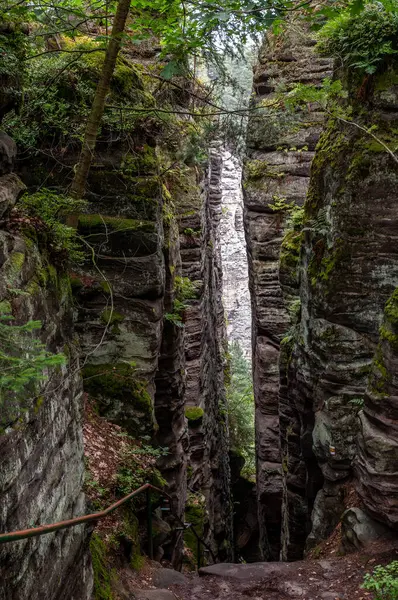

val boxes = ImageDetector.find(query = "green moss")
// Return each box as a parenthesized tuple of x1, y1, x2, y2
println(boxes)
(369, 345, 391, 396)
(375, 67, 398, 91)
(0, 300, 12, 315)
(100, 280, 112, 294)
(122, 512, 144, 571)
(280, 230, 303, 271)
(70, 275, 84, 291)
(184, 494, 206, 568)
(25, 278, 41, 297)
(384, 289, 398, 327)
(185, 406, 204, 423)
(305, 126, 349, 215)
(245, 159, 285, 183)
(78, 214, 155, 233)
(308, 238, 347, 289)
(82, 363, 153, 414)
(378, 288, 398, 350)
(9, 251, 25, 281)
(100, 309, 125, 325)
(121, 144, 158, 176)
(90, 533, 116, 600)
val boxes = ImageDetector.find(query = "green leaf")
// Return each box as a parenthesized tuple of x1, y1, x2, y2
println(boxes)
(160, 60, 181, 80)
(350, 0, 365, 16)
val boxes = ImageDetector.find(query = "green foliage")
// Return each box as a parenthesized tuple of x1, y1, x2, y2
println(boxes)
(0, 314, 65, 428)
(165, 278, 198, 327)
(125, 442, 169, 458)
(100, 309, 125, 325)
(164, 311, 184, 327)
(185, 406, 204, 423)
(90, 533, 116, 600)
(4, 40, 151, 148)
(317, 2, 398, 74)
(226, 341, 255, 477)
(114, 463, 166, 497)
(19, 190, 86, 265)
(281, 298, 301, 347)
(184, 492, 206, 568)
(362, 561, 398, 599)
(285, 78, 347, 112)
(269, 195, 304, 231)
(175, 276, 199, 301)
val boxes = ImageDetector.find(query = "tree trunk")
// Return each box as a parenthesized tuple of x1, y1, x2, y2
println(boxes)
(70, 0, 131, 202)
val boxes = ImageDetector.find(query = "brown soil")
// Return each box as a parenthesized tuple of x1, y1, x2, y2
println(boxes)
(167, 539, 398, 600)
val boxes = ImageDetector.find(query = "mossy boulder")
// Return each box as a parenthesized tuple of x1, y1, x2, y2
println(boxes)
(185, 406, 204, 425)
(82, 363, 154, 437)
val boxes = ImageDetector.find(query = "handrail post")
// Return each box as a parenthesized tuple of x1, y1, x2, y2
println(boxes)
(146, 488, 153, 560)
(197, 536, 201, 571)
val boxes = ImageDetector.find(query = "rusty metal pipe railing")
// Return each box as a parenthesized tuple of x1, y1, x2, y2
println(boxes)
(0, 482, 216, 570)
(0, 483, 161, 544)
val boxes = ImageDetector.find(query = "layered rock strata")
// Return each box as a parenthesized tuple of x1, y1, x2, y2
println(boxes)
(0, 135, 92, 600)
(179, 148, 234, 560)
(281, 61, 398, 557)
(243, 23, 332, 560)
(219, 150, 252, 359)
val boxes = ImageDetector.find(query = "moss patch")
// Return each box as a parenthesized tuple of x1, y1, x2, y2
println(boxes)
(78, 214, 155, 233)
(185, 406, 204, 424)
(280, 230, 303, 271)
(100, 309, 125, 325)
(0, 300, 12, 315)
(82, 363, 152, 413)
(90, 533, 116, 600)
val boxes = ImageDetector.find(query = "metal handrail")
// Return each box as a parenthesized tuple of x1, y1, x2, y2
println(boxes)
(0, 482, 215, 570)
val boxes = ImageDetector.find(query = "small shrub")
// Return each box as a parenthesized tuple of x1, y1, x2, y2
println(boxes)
(175, 276, 199, 301)
(362, 561, 398, 600)
(0, 315, 65, 429)
(317, 3, 398, 75)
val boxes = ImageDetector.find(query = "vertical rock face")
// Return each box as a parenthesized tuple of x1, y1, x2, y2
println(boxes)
(243, 23, 331, 560)
(179, 149, 234, 560)
(220, 150, 252, 358)
(0, 141, 92, 599)
(357, 289, 398, 528)
(279, 62, 398, 555)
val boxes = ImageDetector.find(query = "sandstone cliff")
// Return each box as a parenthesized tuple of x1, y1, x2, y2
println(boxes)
(243, 20, 332, 560)
(0, 120, 92, 600)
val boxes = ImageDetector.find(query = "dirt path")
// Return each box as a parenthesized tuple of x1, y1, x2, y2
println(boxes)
(166, 541, 398, 600)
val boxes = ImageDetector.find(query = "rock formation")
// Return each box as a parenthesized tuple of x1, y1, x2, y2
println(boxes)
(0, 130, 92, 600)
(220, 150, 252, 359)
(244, 4, 398, 560)
(0, 35, 234, 582)
(179, 148, 234, 560)
(243, 20, 332, 560)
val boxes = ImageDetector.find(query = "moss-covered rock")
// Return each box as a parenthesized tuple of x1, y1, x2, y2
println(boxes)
(185, 406, 204, 425)
(82, 363, 154, 436)
(90, 534, 116, 600)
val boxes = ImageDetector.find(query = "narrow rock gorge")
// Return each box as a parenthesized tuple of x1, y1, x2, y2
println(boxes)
(244, 0, 398, 564)
(1, 2, 398, 599)
(243, 18, 332, 560)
